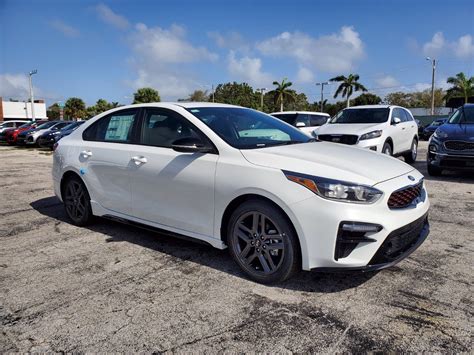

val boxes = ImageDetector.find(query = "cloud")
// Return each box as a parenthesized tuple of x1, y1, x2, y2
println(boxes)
(49, 20, 80, 37)
(256, 26, 365, 73)
(227, 51, 272, 87)
(375, 75, 399, 88)
(127, 23, 218, 99)
(296, 67, 314, 83)
(95, 3, 129, 30)
(422, 32, 474, 59)
(208, 31, 250, 52)
(0, 73, 60, 102)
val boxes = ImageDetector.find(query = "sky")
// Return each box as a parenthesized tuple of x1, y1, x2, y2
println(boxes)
(1, 0, 473, 106)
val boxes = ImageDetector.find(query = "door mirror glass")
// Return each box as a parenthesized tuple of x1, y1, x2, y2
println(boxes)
(296, 122, 306, 127)
(171, 137, 213, 153)
(392, 117, 401, 125)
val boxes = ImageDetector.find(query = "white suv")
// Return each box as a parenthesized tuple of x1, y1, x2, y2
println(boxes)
(315, 105, 419, 163)
(53, 103, 429, 283)
(270, 111, 330, 136)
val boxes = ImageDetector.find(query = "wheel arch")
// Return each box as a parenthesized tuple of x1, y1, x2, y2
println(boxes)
(219, 193, 305, 269)
(60, 169, 87, 199)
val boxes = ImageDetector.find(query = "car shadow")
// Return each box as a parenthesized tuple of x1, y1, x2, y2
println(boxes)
(30, 196, 377, 293)
(412, 159, 474, 183)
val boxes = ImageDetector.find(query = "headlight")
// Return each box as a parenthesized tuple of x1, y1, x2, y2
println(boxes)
(433, 129, 448, 139)
(359, 130, 382, 140)
(283, 171, 383, 204)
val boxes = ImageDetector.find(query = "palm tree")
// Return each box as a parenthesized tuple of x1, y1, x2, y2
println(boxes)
(445, 72, 474, 104)
(269, 78, 295, 111)
(330, 74, 367, 107)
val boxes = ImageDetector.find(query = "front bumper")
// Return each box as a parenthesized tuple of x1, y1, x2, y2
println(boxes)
(427, 138, 474, 170)
(289, 170, 430, 270)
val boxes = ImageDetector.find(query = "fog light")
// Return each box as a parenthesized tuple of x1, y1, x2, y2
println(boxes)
(429, 145, 437, 152)
(342, 223, 382, 233)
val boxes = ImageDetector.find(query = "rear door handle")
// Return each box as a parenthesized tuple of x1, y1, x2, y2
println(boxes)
(131, 156, 147, 165)
(81, 150, 92, 158)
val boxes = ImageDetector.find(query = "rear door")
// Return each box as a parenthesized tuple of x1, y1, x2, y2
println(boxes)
(128, 107, 218, 236)
(390, 108, 408, 154)
(79, 108, 140, 216)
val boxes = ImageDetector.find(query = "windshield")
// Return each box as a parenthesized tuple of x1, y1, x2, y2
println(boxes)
(330, 108, 389, 124)
(36, 121, 58, 129)
(448, 107, 474, 124)
(187, 107, 313, 149)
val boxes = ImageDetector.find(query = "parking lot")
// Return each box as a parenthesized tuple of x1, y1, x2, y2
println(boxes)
(0, 141, 472, 352)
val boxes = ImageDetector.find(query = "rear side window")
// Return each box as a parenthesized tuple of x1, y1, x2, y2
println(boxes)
(272, 114, 297, 125)
(295, 114, 310, 126)
(403, 110, 414, 121)
(83, 109, 138, 143)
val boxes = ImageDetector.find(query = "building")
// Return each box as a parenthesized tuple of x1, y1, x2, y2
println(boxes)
(0, 97, 48, 122)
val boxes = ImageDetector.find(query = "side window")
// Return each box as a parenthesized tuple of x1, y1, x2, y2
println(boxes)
(83, 109, 137, 143)
(140, 109, 202, 148)
(309, 115, 328, 126)
(403, 109, 413, 121)
(391, 108, 402, 123)
(295, 114, 310, 126)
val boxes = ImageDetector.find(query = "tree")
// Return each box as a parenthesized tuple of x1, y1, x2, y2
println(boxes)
(352, 93, 382, 106)
(213, 82, 259, 108)
(64, 97, 86, 120)
(179, 90, 209, 102)
(384, 89, 445, 110)
(445, 72, 474, 104)
(384, 92, 411, 106)
(132, 87, 161, 104)
(47, 103, 60, 120)
(330, 74, 367, 107)
(269, 78, 295, 111)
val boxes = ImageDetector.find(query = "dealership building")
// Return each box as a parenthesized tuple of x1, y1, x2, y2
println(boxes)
(0, 97, 48, 122)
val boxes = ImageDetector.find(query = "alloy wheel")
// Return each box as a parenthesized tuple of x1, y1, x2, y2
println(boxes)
(232, 211, 285, 275)
(64, 180, 87, 222)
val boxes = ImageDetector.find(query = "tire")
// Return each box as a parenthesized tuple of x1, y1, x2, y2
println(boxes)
(382, 141, 393, 156)
(227, 199, 299, 284)
(62, 175, 94, 226)
(427, 164, 442, 176)
(404, 139, 418, 164)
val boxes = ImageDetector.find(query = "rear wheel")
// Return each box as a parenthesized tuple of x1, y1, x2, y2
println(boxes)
(382, 141, 393, 156)
(427, 164, 442, 176)
(404, 138, 418, 164)
(227, 200, 299, 284)
(63, 176, 93, 226)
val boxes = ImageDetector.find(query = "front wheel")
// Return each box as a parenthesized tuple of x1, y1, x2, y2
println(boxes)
(63, 176, 94, 226)
(227, 200, 299, 284)
(404, 139, 418, 164)
(382, 141, 393, 156)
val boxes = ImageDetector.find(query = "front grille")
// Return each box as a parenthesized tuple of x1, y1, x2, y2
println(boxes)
(444, 140, 474, 151)
(387, 180, 423, 209)
(369, 213, 428, 265)
(318, 134, 359, 145)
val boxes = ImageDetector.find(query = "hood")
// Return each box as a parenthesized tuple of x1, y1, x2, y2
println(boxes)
(316, 123, 384, 136)
(436, 123, 474, 140)
(240, 142, 414, 186)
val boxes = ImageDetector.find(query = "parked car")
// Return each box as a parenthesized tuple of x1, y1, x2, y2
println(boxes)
(53, 103, 429, 284)
(0, 120, 29, 134)
(38, 121, 84, 149)
(18, 121, 69, 146)
(270, 111, 330, 136)
(315, 105, 419, 163)
(3, 120, 47, 145)
(421, 118, 448, 140)
(415, 119, 424, 137)
(427, 104, 474, 176)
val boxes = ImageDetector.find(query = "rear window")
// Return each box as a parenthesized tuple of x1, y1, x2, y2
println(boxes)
(83, 110, 137, 142)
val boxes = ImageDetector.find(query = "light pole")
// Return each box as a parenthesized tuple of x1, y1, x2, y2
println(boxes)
(426, 57, 436, 115)
(256, 88, 267, 111)
(315, 81, 330, 112)
(28, 70, 38, 121)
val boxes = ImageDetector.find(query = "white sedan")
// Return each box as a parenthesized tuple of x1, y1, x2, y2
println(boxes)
(53, 103, 430, 283)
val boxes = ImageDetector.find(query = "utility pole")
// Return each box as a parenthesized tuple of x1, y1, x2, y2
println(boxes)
(315, 81, 329, 112)
(211, 84, 215, 103)
(256, 88, 267, 111)
(28, 70, 38, 121)
(426, 57, 436, 115)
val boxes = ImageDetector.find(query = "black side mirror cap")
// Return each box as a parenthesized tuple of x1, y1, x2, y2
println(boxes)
(171, 137, 213, 153)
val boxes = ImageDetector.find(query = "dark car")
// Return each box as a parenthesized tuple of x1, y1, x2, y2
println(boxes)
(415, 119, 424, 137)
(427, 104, 474, 176)
(38, 121, 84, 149)
(421, 118, 447, 140)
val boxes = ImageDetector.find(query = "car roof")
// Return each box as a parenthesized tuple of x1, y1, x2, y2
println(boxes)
(344, 105, 394, 109)
(269, 111, 330, 116)
(122, 102, 242, 109)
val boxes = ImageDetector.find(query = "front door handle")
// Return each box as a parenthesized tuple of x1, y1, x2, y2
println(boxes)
(131, 156, 147, 165)
(81, 150, 92, 158)
(401, 127, 406, 130)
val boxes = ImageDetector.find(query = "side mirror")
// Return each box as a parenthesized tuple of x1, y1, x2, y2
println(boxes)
(296, 122, 306, 128)
(171, 137, 213, 153)
(392, 117, 401, 125)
